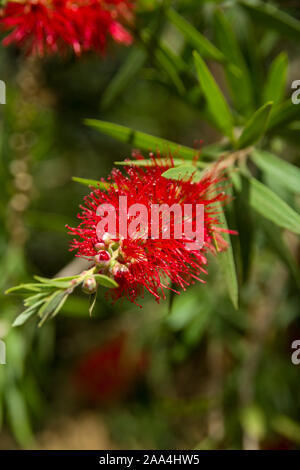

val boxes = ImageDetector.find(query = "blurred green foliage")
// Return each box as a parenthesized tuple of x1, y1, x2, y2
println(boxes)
(0, 0, 300, 450)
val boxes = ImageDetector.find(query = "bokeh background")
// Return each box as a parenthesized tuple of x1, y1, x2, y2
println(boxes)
(0, 0, 300, 450)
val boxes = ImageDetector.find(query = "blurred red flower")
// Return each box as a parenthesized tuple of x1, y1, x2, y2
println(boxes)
(0, 0, 134, 56)
(75, 334, 148, 403)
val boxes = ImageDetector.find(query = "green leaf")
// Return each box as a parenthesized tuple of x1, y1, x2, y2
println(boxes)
(51, 275, 82, 282)
(159, 42, 188, 74)
(141, 29, 186, 95)
(233, 176, 254, 283)
(240, 0, 300, 40)
(193, 51, 234, 140)
(5, 387, 33, 447)
(240, 405, 266, 440)
(213, 9, 254, 115)
(216, 205, 239, 309)
(5, 283, 42, 295)
(232, 173, 300, 234)
(85, 119, 197, 160)
(251, 150, 300, 194)
(275, 122, 300, 145)
(101, 48, 146, 109)
(200, 142, 229, 160)
(116, 143, 227, 164)
(94, 274, 119, 289)
(51, 292, 69, 318)
(115, 158, 207, 169)
(272, 415, 300, 445)
(167, 8, 225, 63)
(237, 102, 273, 149)
(38, 291, 67, 326)
(89, 290, 98, 316)
(162, 165, 203, 182)
(268, 99, 300, 131)
(13, 301, 44, 327)
(34, 276, 72, 289)
(24, 293, 46, 307)
(0, 394, 3, 430)
(153, 46, 186, 95)
(263, 52, 288, 105)
(260, 219, 300, 290)
(72, 176, 108, 190)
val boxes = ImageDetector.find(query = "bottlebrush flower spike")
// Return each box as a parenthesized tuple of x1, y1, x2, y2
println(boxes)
(68, 153, 235, 306)
(0, 0, 135, 56)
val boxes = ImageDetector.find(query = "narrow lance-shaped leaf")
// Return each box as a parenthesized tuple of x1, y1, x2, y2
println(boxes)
(251, 150, 300, 195)
(94, 274, 119, 289)
(154, 47, 186, 95)
(36, 274, 79, 282)
(272, 415, 300, 445)
(216, 204, 239, 309)
(232, 173, 300, 235)
(167, 8, 225, 63)
(89, 290, 98, 317)
(263, 52, 288, 105)
(38, 291, 67, 327)
(159, 42, 188, 74)
(115, 158, 207, 169)
(34, 276, 72, 289)
(51, 292, 70, 319)
(85, 119, 197, 160)
(101, 47, 146, 109)
(5, 387, 33, 448)
(213, 9, 254, 115)
(24, 292, 46, 307)
(233, 176, 254, 284)
(240, 0, 300, 40)
(275, 122, 300, 146)
(260, 218, 300, 290)
(267, 99, 300, 131)
(193, 51, 234, 141)
(12, 301, 44, 327)
(237, 102, 273, 149)
(5, 284, 42, 295)
(141, 29, 186, 95)
(72, 176, 109, 190)
(0, 390, 3, 429)
(162, 165, 203, 182)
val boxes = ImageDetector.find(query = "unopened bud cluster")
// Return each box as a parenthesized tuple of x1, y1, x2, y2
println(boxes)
(95, 234, 129, 278)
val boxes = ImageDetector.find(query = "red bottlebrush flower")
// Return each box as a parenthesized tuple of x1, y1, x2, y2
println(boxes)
(75, 334, 148, 403)
(0, 0, 134, 56)
(68, 153, 235, 305)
